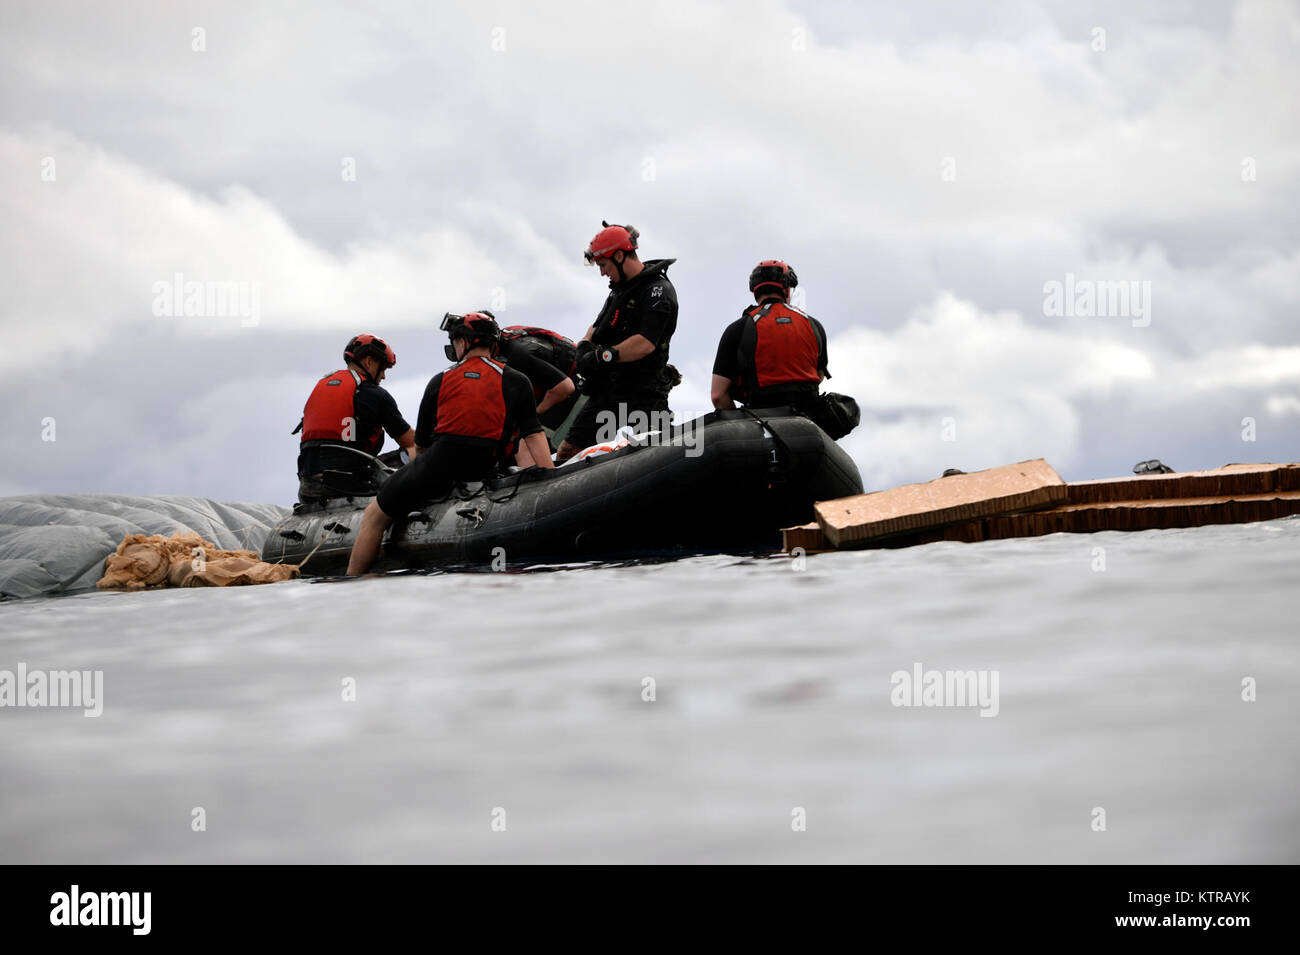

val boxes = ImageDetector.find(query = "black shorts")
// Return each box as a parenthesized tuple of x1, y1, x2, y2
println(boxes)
(566, 387, 671, 451)
(297, 443, 379, 502)
(375, 439, 498, 518)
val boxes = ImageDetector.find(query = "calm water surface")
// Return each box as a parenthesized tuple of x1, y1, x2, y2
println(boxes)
(2, 519, 1297, 863)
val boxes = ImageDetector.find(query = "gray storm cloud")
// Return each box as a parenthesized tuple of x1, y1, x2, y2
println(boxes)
(1, 0, 1297, 504)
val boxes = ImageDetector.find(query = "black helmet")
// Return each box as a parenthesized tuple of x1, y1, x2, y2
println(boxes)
(441, 311, 501, 361)
(749, 259, 798, 301)
(344, 333, 396, 370)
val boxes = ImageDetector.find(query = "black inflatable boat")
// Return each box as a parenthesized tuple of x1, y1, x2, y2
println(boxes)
(261, 408, 863, 573)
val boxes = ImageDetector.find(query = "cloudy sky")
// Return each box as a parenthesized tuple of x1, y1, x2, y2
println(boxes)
(2, 0, 1297, 505)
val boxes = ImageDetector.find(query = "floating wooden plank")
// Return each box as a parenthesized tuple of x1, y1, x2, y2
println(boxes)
(1254, 463, 1300, 491)
(876, 490, 1300, 548)
(815, 459, 1066, 548)
(781, 522, 827, 553)
(985, 490, 1300, 538)
(1067, 463, 1300, 504)
(870, 521, 988, 549)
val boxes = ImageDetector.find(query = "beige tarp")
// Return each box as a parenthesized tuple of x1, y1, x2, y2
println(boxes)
(97, 531, 298, 590)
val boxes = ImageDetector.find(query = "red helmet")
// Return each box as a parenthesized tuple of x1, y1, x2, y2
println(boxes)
(749, 260, 798, 300)
(344, 333, 396, 369)
(584, 221, 639, 264)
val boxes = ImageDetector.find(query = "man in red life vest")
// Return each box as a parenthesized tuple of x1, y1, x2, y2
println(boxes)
(295, 334, 416, 502)
(710, 260, 829, 414)
(346, 312, 553, 574)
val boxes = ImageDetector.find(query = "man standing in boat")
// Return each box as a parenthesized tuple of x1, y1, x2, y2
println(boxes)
(294, 334, 416, 503)
(346, 312, 553, 575)
(556, 221, 680, 462)
(710, 260, 828, 415)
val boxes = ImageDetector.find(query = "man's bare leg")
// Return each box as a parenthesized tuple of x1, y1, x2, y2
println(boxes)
(347, 499, 393, 575)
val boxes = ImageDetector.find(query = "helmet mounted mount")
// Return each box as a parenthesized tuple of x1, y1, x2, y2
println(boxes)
(442, 311, 502, 361)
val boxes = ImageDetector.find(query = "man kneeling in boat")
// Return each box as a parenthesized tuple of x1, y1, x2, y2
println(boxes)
(490, 318, 578, 467)
(294, 334, 416, 503)
(346, 312, 554, 574)
(710, 260, 829, 415)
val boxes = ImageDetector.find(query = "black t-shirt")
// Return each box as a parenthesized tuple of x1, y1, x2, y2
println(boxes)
(712, 308, 829, 384)
(497, 340, 567, 398)
(414, 361, 543, 450)
(591, 258, 678, 388)
(712, 317, 747, 383)
(352, 379, 412, 446)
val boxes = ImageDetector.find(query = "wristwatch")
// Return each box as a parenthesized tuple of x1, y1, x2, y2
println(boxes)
(598, 346, 619, 364)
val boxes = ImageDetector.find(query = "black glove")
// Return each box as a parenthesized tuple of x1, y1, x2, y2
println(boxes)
(576, 340, 599, 382)
(577, 362, 610, 395)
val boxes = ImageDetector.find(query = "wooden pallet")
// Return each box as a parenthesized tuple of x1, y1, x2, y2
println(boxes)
(784, 462, 1300, 553)
(813, 459, 1066, 549)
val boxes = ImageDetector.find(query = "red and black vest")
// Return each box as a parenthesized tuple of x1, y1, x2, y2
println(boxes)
(502, 326, 577, 369)
(501, 326, 579, 401)
(737, 302, 825, 398)
(300, 368, 384, 455)
(435, 357, 509, 442)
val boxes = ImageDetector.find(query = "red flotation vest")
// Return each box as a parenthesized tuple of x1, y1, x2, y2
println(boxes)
(435, 357, 509, 441)
(737, 302, 824, 395)
(300, 368, 385, 455)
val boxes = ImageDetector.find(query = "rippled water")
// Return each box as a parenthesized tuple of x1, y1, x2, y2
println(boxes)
(2, 519, 1297, 863)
